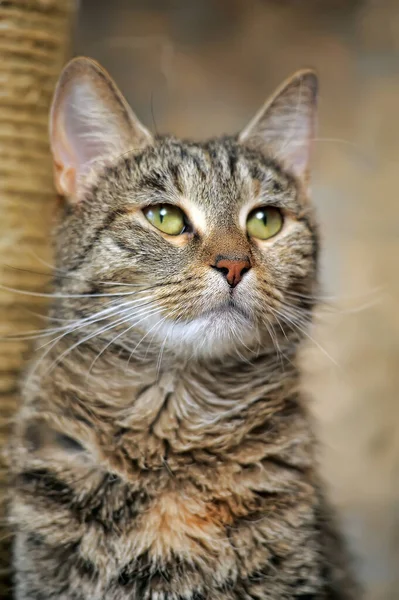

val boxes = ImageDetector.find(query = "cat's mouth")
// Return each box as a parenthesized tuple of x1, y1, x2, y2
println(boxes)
(202, 298, 251, 321)
(144, 294, 257, 358)
(228, 297, 250, 317)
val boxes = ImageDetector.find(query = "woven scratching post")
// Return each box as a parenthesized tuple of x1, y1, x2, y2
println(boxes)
(0, 0, 76, 593)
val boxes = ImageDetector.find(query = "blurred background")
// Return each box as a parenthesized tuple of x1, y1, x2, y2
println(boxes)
(1, 0, 398, 597)
(74, 1, 399, 597)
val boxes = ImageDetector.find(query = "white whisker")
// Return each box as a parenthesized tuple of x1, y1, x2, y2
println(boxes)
(48, 304, 161, 372)
(26, 298, 156, 383)
(87, 306, 161, 376)
(0, 283, 151, 299)
(269, 305, 340, 368)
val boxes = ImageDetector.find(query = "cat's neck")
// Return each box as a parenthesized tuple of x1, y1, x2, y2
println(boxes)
(26, 338, 312, 476)
(32, 339, 302, 442)
(36, 336, 300, 408)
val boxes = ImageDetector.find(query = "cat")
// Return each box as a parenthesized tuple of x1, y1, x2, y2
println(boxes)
(7, 57, 359, 599)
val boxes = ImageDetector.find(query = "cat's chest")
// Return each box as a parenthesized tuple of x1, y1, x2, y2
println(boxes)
(46, 456, 318, 599)
(15, 380, 321, 599)
(49, 463, 243, 593)
(76, 431, 286, 565)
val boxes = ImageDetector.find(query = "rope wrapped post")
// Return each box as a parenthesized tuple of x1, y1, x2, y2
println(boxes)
(0, 0, 76, 593)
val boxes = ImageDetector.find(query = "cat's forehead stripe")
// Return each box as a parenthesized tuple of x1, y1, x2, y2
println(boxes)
(205, 142, 234, 179)
(137, 172, 168, 194)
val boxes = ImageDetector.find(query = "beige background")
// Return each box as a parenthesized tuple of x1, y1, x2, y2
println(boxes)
(76, 0, 398, 597)
(0, 1, 75, 593)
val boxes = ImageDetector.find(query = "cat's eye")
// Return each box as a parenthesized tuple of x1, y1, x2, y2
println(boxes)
(143, 204, 188, 236)
(246, 207, 283, 240)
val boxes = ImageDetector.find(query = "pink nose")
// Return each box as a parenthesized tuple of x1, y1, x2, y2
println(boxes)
(212, 256, 251, 287)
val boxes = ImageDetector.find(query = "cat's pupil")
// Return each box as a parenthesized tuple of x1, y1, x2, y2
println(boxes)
(256, 210, 267, 226)
(159, 208, 167, 223)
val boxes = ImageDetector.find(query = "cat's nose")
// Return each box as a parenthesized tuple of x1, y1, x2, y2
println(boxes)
(211, 255, 252, 288)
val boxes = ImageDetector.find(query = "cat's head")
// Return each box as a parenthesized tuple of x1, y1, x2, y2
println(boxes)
(49, 57, 318, 360)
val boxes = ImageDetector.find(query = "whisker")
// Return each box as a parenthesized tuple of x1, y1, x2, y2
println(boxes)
(284, 285, 382, 304)
(44, 305, 161, 377)
(0, 283, 151, 299)
(20, 253, 153, 287)
(269, 306, 340, 368)
(37, 298, 156, 351)
(4, 297, 152, 342)
(126, 311, 173, 367)
(1, 262, 149, 288)
(265, 316, 289, 368)
(87, 306, 161, 376)
(25, 252, 166, 289)
(24, 299, 158, 383)
(3, 283, 190, 343)
(155, 312, 180, 377)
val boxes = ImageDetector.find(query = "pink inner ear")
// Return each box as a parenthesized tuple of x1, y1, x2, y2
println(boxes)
(61, 80, 114, 166)
(239, 71, 317, 184)
(49, 75, 123, 201)
(54, 161, 77, 198)
(50, 58, 154, 202)
(50, 78, 153, 201)
(52, 108, 79, 198)
(51, 79, 110, 200)
(281, 134, 312, 181)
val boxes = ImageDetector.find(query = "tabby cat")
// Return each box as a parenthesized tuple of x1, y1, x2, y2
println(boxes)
(8, 57, 359, 599)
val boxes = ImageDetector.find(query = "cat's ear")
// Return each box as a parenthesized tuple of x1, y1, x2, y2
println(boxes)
(239, 69, 318, 184)
(50, 57, 153, 200)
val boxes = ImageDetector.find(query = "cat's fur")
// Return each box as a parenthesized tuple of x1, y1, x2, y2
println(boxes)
(8, 58, 358, 599)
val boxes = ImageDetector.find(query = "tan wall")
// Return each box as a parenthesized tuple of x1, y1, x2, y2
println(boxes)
(0, 1, 75, 592)
(73, 0, 399, 597)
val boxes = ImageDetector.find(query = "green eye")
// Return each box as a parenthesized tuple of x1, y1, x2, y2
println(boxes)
(246, 207, 283, 240)
(143, 204, 187, 236)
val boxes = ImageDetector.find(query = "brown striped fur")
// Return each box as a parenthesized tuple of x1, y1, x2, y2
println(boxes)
(8, 58, 359, 599)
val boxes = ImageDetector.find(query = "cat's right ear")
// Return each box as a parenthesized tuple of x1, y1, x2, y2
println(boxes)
(50, 57, 153, 201)
(238, 69, 318, 186)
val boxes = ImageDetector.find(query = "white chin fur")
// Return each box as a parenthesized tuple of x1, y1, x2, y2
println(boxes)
(146, 308, 259, 359)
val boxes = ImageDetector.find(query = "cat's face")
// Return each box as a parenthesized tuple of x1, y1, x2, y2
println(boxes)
(49, 58, 318, 359)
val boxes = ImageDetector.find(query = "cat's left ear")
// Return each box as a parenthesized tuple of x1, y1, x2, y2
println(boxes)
(50, 57, 153, 201)
(239, 69, 318, 185)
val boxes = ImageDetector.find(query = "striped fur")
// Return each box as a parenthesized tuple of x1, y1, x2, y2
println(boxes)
(8, 59, 358, 599)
